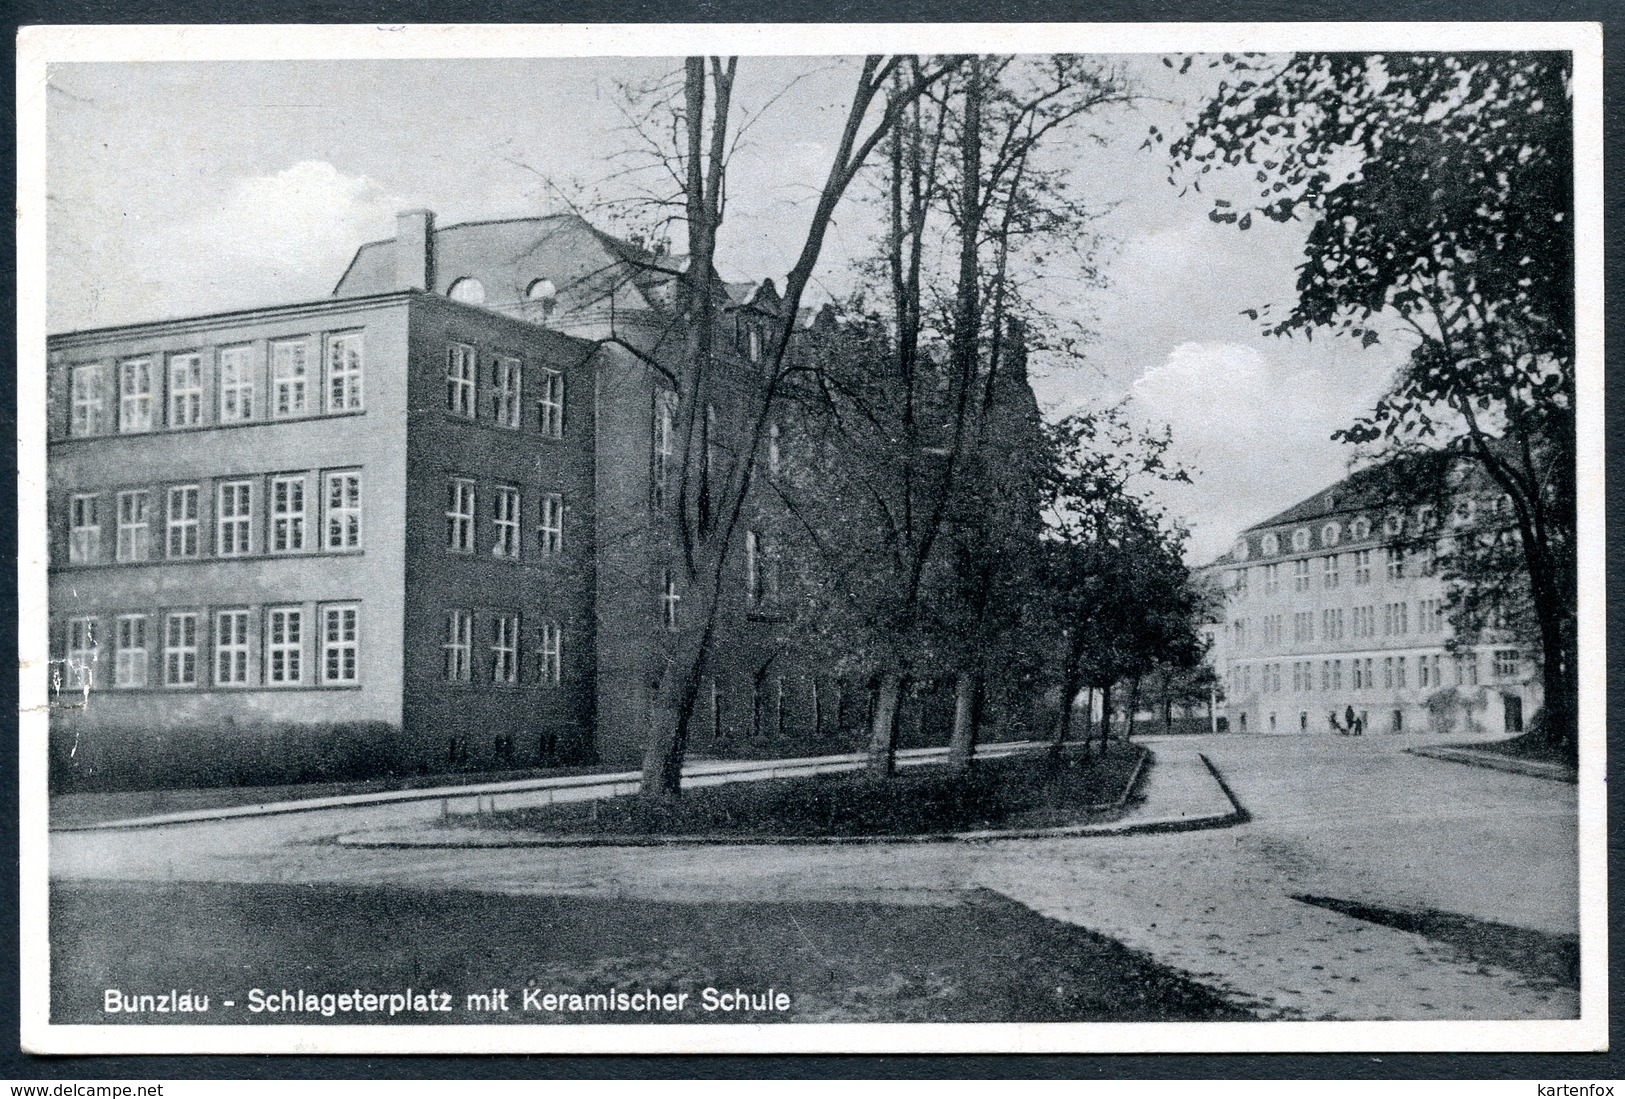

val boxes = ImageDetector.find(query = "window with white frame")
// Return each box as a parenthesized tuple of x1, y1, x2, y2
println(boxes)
(491, 614, 519, 685)
(661, 569, 680, 630)
(215, 609, 249, 686)
(651, 390, 676, 511)
(1383, 656, 1395, 689)
(270, 475, 307, 552)
(1395, 656, 1407, 688)
(271, 340, 311, 418)
(1322, 555, 1340, 589)
(1418, 598, 1443, 633)
(492, 485, 521, 559)
(1494, 649, 1520, 678)
(322, 604, 359, 684)
(168, 353, 203, 427)
(1354, 548, 1372, 585)
(1321, 608, 1344, 641)
(1291, 528, 1310, 552)
(217, 481, 253, 556)
(538, 369, 564, 438)
(70, 364, 106, 437)
(447, 344, 476, 416)
(1456, 652, 1479, 686)
(443, 610, 472, 683)
(1262, 563, 1280, 594)
(69, 494, 100, 565)
(218, 346, 254, 422)
(1385, 546, 1405, 581)
(537, 621, 561, 687)
(117, 359, 153, 433)
(325, 471, 362, 551)
(538, 493, 563, 555)
(326, 332, 364, 413)
(492, 356, 521, 427)
(446, 479, 475, 552)
(267, 607, 303, 684)
(115, 614, 148, 687)
(1292, 558, 1311, 592)
(163, 612, 198, 686)
(1293, 611, 1313, 643)
(66, 617, 98, 689)
(167, 485, 200, 558)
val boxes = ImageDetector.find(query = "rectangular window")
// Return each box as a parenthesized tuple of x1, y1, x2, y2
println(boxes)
(1271, 664, 1282, 693)
(163, 612, 198, 686)
(746, 531, 763, 606)
(270, 475, 307, 553)
(325, 471, 362, 551)
(219, 346, 254, 422)
(69, 494, 100, 565)
(118, 358, 153, 433)
(538, 369, 564, 438)
(492, 356, 521, 428)
(447, 344, 475, 416)
(538, 493, 563, 555)
(1353, 549, 1372, 586)
(661, 569, 680, 630)
(114, 614, 148, 687)
(1233, 567, 1249, 599)
(1396, 656, 1407, 688)
(1385, 546, 1405, 582)
(1323, 555, 1340, 589)
(651, 390, 676, 511)
(446, 479, 475, 552)
(70, 364, 106, 436)
(1262, 563, 1280, 594)
(1456, 652, 1478, 686)
(168, 353, 203, 427)
(1292, 662, 1303, 692)
(326, 332, 364, 413)
(1294, 611, 1313, 643)
(537, 621, 561, 687)
(1321, 661, 1331, 692)
(1383, 657, 1395, 689)
(1232, 619, 1246, 649)
(271, 340, 311, 418)
(167, 485, 200, 558)
(1494, 649, 1520, 678)
(493, 485, 521, 559)
(1293, 559, 1311, 592)
(443, 610, 472, 683)
(215, 609, 250, 686)
(66, 617, 99, 690)
(322, 604, 359, 684)
(1331, 660, 1342, 690)
(491, 614, 519, 685)
(267, 607, 304, 685)
(217, 481, 252, 556)
(1352, 660, 1364, 690)
(1419, 654, 1433, 688)
(117, 489, 153, 564)
(1363, 658, 1374, 690)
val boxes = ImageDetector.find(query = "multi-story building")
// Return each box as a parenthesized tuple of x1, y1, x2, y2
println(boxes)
(49, 208, 1044, 788)
(1203, 468, 1541, 737)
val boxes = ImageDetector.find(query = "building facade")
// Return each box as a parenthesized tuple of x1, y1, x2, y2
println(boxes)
(1203, 471, 1542, 738)
(49, 209, 1043, 788)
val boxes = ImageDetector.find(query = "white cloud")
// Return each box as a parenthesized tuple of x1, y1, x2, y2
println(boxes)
(1126, 341, 1390, 563)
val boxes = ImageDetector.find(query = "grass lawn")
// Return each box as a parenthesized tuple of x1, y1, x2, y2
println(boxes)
(52, 879, 1251, 1025)
(459, 746, 1146, 840)
(1464, 729, 1578, 769)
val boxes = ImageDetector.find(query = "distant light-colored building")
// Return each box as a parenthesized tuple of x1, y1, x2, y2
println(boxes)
(1203, 469, 1541, 737)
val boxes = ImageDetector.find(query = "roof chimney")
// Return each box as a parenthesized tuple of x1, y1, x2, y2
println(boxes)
(395, 209, 435, 292)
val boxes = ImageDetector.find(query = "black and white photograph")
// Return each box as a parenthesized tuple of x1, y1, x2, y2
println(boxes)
(17, 22, 1605, 1055)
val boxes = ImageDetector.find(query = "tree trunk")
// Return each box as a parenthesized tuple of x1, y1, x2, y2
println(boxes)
(1098, 683, 1113, 755)
(1125, 676, 1141, 742)
(866, 671, 904, 778)
(1051, 665, 1083, 757)
(1164, 696, 1173, 736)
(1082, 686, 1095, 746)
(639, 605, 714, 803)
(946, 670, 982, 771)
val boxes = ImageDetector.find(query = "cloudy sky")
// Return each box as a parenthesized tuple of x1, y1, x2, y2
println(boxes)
(44, 52, 1402, 562)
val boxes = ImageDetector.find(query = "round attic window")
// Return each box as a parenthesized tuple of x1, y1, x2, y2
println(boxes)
(526, 278, 557, 302)
(1260, 533, 1279, 556)
(1349, 516, 1371, 540)
(1321, 522, 1341, 547)
(1291, 528, 1310, 552)
(448, 277, 486, 304)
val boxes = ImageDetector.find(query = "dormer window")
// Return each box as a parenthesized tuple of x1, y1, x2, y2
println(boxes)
(1260, 533, 1279, 556)
(448, 277, 486, 305)
(1349, 516, 1371, 540)
(1291, 528, 1310, 552)
(1320, 522, 1341, 547)
(526, 278, 557, 315)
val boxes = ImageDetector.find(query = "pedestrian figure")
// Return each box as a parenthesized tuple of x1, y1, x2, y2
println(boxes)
(1345, 705, 1357, 737)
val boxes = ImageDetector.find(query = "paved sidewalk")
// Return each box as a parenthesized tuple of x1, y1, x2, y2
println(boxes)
(1407, 745, 1577, 784)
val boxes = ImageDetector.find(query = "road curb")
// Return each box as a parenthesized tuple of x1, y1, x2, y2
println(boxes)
(332, 744, 1250, 849)
(1406, 745, 1577, 784)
